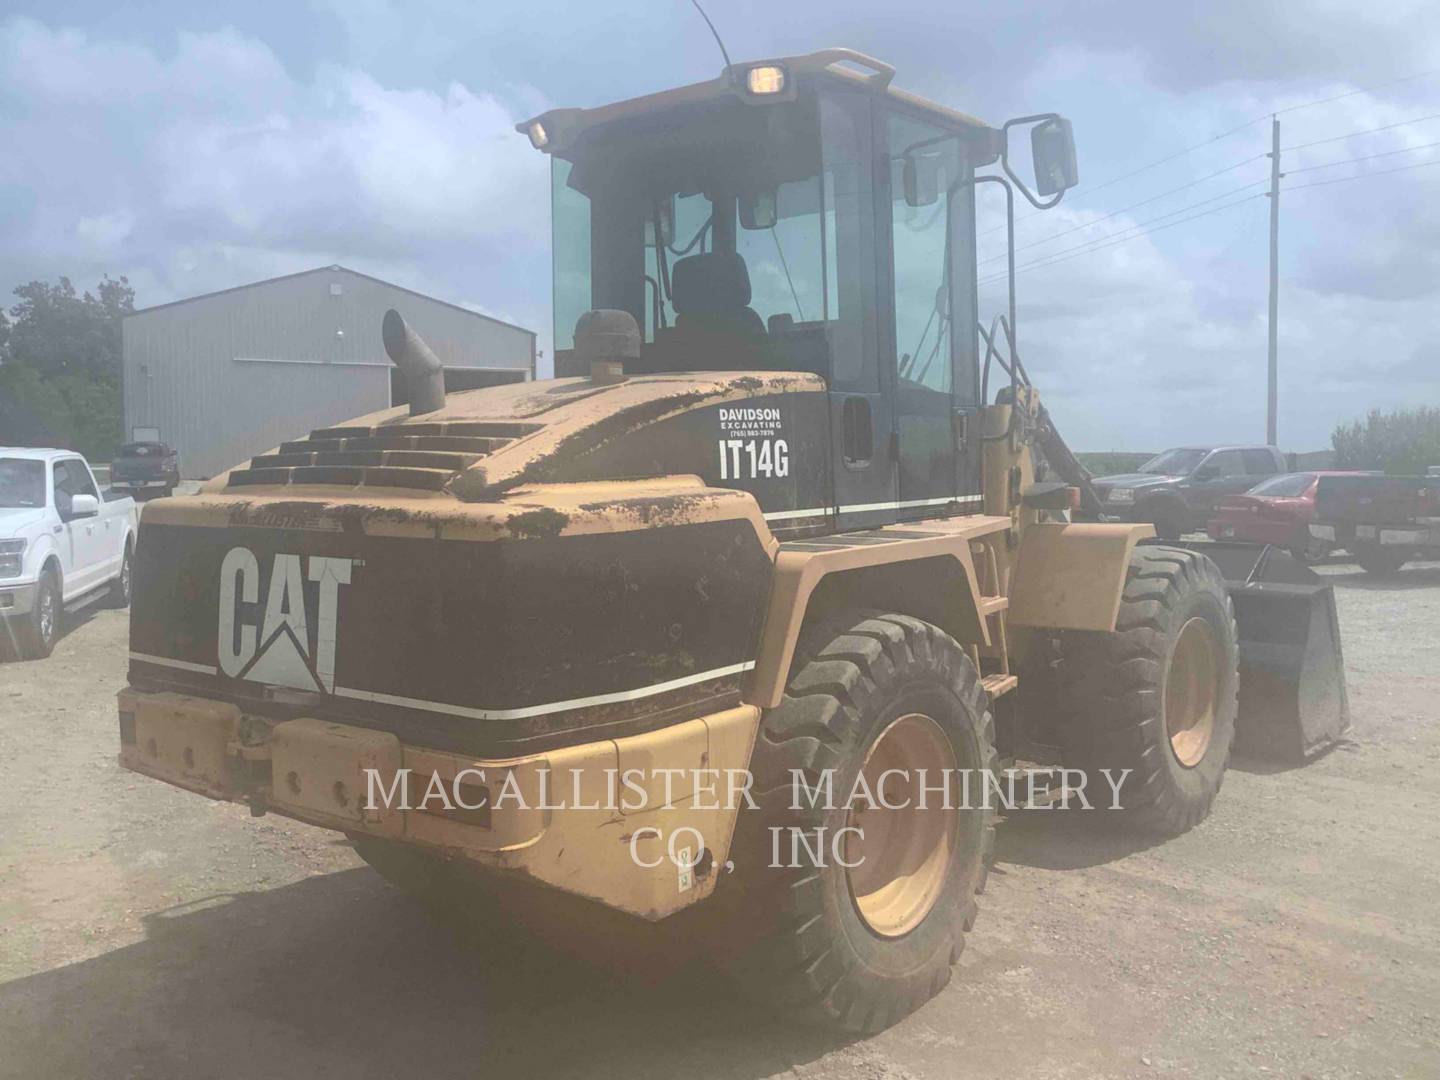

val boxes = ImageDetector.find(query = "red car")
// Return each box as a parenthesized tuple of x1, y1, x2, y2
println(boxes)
(1206, 471, 1358, 561)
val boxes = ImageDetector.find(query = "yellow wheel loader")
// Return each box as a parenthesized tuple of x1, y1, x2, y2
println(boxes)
(117, 49, 1349, 1034)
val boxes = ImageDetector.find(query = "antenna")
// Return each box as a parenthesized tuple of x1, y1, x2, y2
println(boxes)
(689, 0, 733, 72)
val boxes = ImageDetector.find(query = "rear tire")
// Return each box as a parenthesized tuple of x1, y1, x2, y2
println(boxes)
(16, 568, 61, 660)
(720, 611, 997, 1035)
(1354, 543, 1405, 577)
(1056, 546, 1238, 835)
(108, 545, 132, 608)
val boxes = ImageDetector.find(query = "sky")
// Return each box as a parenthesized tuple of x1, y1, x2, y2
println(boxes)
(2, 1, 1438, 450)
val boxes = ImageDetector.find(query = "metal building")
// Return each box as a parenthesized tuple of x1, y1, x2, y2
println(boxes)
(122, 265, 535, 478)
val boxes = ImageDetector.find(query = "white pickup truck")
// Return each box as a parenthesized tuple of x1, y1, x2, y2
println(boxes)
(1, 448, 138, 659)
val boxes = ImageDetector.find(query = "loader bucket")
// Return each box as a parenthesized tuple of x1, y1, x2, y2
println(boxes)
(1150, 542, 1351, 762)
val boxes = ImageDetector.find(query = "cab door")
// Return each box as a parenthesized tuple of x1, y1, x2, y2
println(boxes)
(1183, 449, 1254, 526)
(51, 459, 107, 595)
(882, 110, 981, 520)
(821, 90, 896, 530)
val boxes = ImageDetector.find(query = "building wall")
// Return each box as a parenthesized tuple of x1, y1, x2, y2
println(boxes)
(123, 268, 534, 478)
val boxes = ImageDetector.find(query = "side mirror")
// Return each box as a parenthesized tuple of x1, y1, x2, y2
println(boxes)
(739, 188, 778, 230)
(68, 493, 99, 519)
(902, 153, 941, 207)
(1192, 465, 1220, 481)
(1032, 117, 1078, 197)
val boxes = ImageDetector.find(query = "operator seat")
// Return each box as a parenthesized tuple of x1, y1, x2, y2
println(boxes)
(671, 252, 766, 345)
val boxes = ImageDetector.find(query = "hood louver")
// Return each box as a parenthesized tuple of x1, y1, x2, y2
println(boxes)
(227, 420, 539, 492)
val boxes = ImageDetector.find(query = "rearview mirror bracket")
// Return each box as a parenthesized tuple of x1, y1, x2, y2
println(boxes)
(999, 113, 1077, 210)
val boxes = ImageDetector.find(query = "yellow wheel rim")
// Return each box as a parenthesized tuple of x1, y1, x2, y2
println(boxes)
(846, 713, 957, 938)
(1166, 617, 1220, 768)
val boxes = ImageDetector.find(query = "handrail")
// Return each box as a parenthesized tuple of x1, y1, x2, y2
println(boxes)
(795, 48, 897, 89)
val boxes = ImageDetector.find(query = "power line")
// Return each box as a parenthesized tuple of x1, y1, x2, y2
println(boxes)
(1271, 65, 1440, 117)
(1284, 138, 1440, 175)
(1282, 111, 1440, 152)
(977, 192, 1263, 287)
(980, 178, 1269, 280)
(979, 65, 1440, 238)
(977, 152, 1266, 266)
(1283, 156, 1440, 192)
(974, 150, 1439, 288)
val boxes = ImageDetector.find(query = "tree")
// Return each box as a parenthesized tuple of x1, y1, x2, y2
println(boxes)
(0, 275, 133, 460)
(1332, 406, 1440, 476)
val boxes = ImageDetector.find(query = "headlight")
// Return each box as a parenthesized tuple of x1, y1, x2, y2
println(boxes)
(526, 121, 549, 150)
(0, 539, 25, 578)
(1108, 488, 1134, 504)
(745, 65, 787, 95)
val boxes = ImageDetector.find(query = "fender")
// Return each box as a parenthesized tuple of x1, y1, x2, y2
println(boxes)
(745, 515, 1012, 709)
(1007, 522, 1154, 632)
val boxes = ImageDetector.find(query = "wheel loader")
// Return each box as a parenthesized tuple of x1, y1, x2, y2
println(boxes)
(117, 49, 1351, 1033)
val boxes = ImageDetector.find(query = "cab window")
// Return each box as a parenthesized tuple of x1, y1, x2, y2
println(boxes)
(1204, 450, 1246, 477)
(1241, 448, 1279, 475)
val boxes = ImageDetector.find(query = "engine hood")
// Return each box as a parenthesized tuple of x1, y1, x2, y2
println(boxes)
(216, 370, 829, 514)
(0, 507, 46, 538)
(1093, 472, 1180, 490)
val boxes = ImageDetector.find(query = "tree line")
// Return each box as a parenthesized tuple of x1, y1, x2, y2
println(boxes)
(0, 276, 133, 461)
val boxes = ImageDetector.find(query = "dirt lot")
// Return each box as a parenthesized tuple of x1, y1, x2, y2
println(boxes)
(2, 558, 1438, 1080)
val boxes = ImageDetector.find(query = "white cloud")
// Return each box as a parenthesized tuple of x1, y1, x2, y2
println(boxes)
(0, 16, 550, 335)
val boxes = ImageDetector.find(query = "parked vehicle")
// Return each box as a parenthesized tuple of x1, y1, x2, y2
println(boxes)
(0, 448, 138, 658)
(110, 442, 180, 498)
(1206, 471, 1363, 562)
(1311, 472, 1440, 575)
(1092, 445, 1286, 539)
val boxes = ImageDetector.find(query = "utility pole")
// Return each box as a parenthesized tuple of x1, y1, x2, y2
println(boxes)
(1266, 117, 1281, 446)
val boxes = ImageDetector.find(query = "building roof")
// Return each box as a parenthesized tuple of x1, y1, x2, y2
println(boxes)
(127, 265, 534, 338)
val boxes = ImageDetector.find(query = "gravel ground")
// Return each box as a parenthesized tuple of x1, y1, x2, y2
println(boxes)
(1, 556, 1437, 1079)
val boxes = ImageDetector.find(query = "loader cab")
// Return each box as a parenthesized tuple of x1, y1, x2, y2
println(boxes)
(527, 52, 1058, 527)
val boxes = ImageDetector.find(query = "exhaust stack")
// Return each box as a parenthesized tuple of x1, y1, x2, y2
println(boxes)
(382, 309, 446, 415)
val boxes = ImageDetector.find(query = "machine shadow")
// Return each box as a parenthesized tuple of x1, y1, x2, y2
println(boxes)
(0, 603, 104, 663)
(992, 804, 1166, 872)
(0, 868, 848, 1080)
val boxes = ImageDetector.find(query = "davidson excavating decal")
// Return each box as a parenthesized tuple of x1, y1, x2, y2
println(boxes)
(217, 547, 356, 694)
(717, 406, 789, 481)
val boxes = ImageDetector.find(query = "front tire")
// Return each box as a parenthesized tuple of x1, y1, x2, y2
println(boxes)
(1056, 546, 1238, 834)
(722, 611, 997, 1034)
(16, 568, 61, 660)
(1147, 502, 1186, 541)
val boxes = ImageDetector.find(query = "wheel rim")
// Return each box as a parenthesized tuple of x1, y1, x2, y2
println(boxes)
(38, 588, 55, 643)
(121, 555, 131, 600)
(846, 713, 957, 938)
(1165, 617, 1220, 767)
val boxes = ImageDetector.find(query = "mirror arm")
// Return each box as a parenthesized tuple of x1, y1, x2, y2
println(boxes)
(1000, 114, 1067, 211)
(974, 175, 1018, 367)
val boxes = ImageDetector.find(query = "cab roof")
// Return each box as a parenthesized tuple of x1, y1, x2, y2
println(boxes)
(518, 48, 997, 157)
(0, 448, 84, 463)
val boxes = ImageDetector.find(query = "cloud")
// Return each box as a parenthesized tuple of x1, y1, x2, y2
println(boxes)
(2, 5, 1438, 437)
(0, 16, 550, 347)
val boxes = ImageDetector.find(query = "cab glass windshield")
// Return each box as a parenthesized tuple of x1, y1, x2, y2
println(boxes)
(0, 458, 46, 508)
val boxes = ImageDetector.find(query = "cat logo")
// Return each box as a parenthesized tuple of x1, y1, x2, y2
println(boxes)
(217, 547, 355, 693)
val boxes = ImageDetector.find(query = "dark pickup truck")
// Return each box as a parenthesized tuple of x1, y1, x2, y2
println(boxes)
(109, 442, 179, 498)
(1091, 445, 1287, 539)
(1310, 473, 1440, 575)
